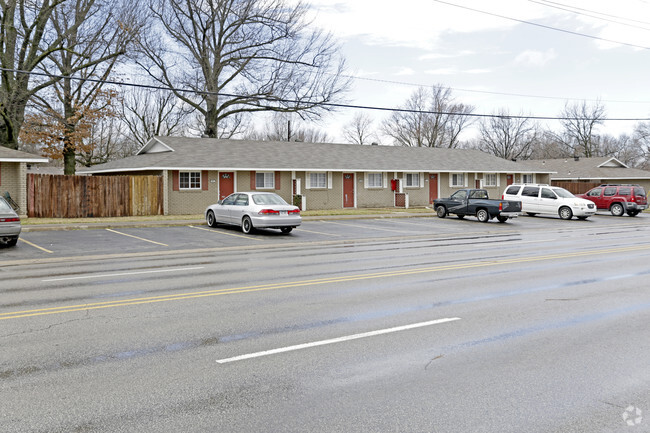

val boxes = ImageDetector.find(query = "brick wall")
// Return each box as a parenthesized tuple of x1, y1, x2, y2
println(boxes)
(0, 162, 26, 215)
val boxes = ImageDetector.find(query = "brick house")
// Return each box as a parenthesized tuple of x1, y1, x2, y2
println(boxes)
(83, 137, 553, 215)
(0, 147, 48, 215)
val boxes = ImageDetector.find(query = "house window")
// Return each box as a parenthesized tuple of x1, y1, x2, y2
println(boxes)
(179, 171, 201, 189)
(309, 172, 327, 188)
(451, 173, 464, 187)
(255, 172, 275, 189)
(367, 172, 383, 188)
(522, 174, 534, 184)
(484, 173, 497, 187)
(405, 173, 420, 187)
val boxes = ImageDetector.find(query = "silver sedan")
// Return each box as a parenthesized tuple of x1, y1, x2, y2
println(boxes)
(0, 196, 21, 247)
(205, 192, 301, 234)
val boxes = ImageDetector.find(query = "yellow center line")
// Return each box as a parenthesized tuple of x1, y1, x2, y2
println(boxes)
(2, 243, 650, 321)
(106, 229, 168, 246)
(18, 238, 53, 254)
(189, 225, 263, 241)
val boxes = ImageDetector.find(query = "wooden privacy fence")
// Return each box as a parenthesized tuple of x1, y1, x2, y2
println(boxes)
(551, 181, 601, 195)
(28, 174, 163, 218)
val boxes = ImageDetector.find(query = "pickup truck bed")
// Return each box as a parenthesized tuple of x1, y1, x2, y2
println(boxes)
(433, 189, 522, 223)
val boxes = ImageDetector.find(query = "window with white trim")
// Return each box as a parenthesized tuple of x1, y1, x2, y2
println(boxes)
(484, 173, 497, 187)
(309, 172, 327, 188)
(180, 171, 201, 189)
(255, 172, 275, 189)
(405, 173, 420, 187)
(451, 173, 464, 187)
(522, 174, 534, 184)
(367, 172, 383, 188)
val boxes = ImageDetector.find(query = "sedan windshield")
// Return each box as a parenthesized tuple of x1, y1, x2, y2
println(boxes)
(252, 194, 288, 205)
(552, 188, 575, 198)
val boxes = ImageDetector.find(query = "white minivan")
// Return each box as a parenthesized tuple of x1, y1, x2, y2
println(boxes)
(502, 184, 596, 220)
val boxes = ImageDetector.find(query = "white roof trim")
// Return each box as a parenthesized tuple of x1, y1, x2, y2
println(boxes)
(597, 157, 628, 169)
(0, 157, 49, 163)
(136, 137, 174, 155)
(82, 166, 555, 174)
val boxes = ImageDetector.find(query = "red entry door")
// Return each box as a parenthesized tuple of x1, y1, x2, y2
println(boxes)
(219, 172, 234, 200)
(506, 174, 514, 186)
(429, 173, 438, 203)
(343, 173, 355, 207)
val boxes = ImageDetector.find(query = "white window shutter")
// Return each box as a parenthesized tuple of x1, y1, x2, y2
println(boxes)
(327, 172, 332, 189)
(464, 173, 468, 187)
(383, 173, 387, 189)
(420, 172, 424, 188)
(497, 174, 501, 187)
(305, 173, 311, 189)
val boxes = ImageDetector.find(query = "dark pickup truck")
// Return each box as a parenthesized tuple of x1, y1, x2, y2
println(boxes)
(433, 189, 522, 223)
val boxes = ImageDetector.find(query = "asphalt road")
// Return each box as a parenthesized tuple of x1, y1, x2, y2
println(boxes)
(1, 214, 649, 432)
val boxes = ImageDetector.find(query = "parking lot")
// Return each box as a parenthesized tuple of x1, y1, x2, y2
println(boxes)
(2, 211, 648, 263)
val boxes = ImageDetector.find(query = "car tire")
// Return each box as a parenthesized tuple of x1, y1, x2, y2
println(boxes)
(206, 210, 218, 227)
(476, 208, 490, 223)
(457, 214, 465, 219)
(436, 205, 447, 218)
(577, 216, 588, 220)
(628, 210, 639, 217)
(559, 206, 573, 220)
(496, 215, 508, 223)
(241, 216, 253, 234)
(610, 203, 625, 216)
(280, 227, 293, 234)
(6, 237, 18, 247)
(526, 212, 537, 217)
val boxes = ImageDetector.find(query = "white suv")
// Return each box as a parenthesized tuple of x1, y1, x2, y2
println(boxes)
(502, 184, 596, 220)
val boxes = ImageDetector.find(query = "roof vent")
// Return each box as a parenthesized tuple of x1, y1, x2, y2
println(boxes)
(371, 142, 379, 146)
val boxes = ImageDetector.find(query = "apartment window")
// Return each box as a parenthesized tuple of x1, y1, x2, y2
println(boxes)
(484, 173, 497, 187)
(522, 174, 534, 183)
(367, 172, 383, 188)
(451, 173, 464, 187)
(405, 173, 420, 187)
(309, 172, 327, 188)
(179, 171, 201, 189)
(255, 172, 275, 189)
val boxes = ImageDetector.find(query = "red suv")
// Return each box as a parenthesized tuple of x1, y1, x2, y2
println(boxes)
(578, 184, 647, 216)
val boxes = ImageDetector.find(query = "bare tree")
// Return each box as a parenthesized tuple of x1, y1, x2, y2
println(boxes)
(138, 0, 349, 139)
(477, 110, 538, 160)
(342, 112, 378, 144)
(555, 100, 607, 157)
(246, 113, 331, 142)
(121, 86, 194, 149)
(381, 86, 474, 148)
(18, 0, 142, 173)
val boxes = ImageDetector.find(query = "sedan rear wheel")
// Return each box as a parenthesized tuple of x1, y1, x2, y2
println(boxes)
(476, 208, 490, 223)
(206, 210, 218, 227)
(280, 227, 293, 234)
(559, 206, 573, 220)
(241, 216, 253, 234)
(610, 203, 625, 216)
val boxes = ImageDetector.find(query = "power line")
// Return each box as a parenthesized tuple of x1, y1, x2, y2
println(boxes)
(3, 67, 650, 122)
(529, 0, 650, 32)
(536, 0, 650, 27)
(431, 0, 650, 50)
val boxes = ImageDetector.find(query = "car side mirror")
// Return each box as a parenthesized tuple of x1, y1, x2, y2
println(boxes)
(217, 200, 223, 205)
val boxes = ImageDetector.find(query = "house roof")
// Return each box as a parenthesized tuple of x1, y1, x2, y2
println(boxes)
(0, 146, 49, 163)
(82, 137, 553, 174)
(520, 157, 650, 180)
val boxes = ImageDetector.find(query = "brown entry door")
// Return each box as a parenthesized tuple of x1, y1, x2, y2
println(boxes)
(429, 173, 438, 203)
(219, 172, 234, 200)
(343, 173, 355, 207)
(507, 174, 514, 185)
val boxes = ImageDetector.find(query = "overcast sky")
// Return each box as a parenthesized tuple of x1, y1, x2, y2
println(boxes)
(303, 0, 650, 143)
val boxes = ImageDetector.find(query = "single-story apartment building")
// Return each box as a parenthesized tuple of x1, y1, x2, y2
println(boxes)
(83, 137, 555, 215)
(0, 146, 49, 215)
(521, 156, 650, 193)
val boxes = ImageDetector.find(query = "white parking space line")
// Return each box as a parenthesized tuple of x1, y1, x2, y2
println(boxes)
(18, 238, 53, 253)
(189, 225, 263, 241)
(320, 220, 419, 234)
(374, 218, 434, 227)
(216, 317, 461, 364)
(42, 267, 205, 282)
(106, 229, 168, 246)
(295, 228, 341, 237)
